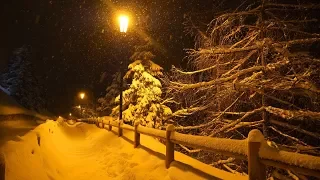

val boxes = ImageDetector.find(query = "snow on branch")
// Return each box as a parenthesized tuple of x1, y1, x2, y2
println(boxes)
(178, 144, 201, 153)
(269, 126, 308, 146)
(171, 105, 209, 117)
(265, 106, 320, 121)
(198, 44, 260, 55)
(225, 120, 264, 133)
(172, 60, 231, 75)
(234, 83, 301, 109)
(174, 92, 245, 130)
(171, 66, 264, 90)
(270, 119, 320, 139)
(209, 107, 265, 137)
(172, 57, 290, 90)
(281, 38, 320, 47)
(221, 50, 258, 78)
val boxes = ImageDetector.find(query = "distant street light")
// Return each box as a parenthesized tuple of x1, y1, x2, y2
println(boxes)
(69, 113, 72, 116)
(79, 92, 85, 99)
(79, 92, 85, 118)
(118, 14, 129, 122)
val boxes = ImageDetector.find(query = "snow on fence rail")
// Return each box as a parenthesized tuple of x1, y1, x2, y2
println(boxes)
(77, 117, 320, 179)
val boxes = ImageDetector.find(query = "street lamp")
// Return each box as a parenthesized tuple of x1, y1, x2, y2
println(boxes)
(119, 15, 129, 33)
(118, 14, 129, 123)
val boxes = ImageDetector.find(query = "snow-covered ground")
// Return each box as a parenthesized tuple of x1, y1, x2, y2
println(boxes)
(1, 120, 247, 180)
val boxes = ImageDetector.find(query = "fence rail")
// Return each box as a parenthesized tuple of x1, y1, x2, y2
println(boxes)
(77, 117, 320, 180)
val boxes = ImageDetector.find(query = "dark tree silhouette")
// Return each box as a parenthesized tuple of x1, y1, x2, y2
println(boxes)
(0, 46, 46, 112)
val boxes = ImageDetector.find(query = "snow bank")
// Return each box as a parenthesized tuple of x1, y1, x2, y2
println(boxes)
(0, 88, 29, 115)
(1, 120, 247, 180)
(0, 88, 50, 120)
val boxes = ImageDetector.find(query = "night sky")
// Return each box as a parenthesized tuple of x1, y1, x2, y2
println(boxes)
(1, 0, 218, 115)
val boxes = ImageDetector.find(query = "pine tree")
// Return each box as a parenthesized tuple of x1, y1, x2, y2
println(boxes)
(0, 46, 46, 112)
(111, 40, 172, 128)
(97, 72, 123, 116)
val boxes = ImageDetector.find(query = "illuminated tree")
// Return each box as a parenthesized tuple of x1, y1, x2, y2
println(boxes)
(112, 40, 172, 128)
(166, 0, 320, 175)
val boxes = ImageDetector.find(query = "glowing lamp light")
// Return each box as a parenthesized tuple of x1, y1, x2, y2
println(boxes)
(69, 113, 72, 116)
(79, 92, 85, 99)
(119, 15, 129, 33)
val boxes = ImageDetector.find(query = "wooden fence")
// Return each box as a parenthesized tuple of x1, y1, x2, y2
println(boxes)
(76, 117, 320, 180)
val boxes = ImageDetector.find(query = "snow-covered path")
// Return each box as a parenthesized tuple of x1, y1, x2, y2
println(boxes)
(1, 120, 247, 180)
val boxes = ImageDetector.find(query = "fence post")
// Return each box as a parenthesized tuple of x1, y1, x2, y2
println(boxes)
(118, 120, 123, 137)
(248, 129, 266, 180)
(108, 120, 112, 131)
(99, 118, 103, 128)
(0, 154, 4, 180)
(166, 124, 175, 168)
(96, 118, 100, 127)
(134, 121, 140, 148)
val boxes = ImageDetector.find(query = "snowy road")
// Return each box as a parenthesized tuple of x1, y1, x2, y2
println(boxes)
(1, 120, 246, 180)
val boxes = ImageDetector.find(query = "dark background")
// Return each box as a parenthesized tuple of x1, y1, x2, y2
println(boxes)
(1, 0, 318, 115)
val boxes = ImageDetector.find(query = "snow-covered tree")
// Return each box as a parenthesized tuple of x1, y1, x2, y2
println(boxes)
(166, 0, 320, 175)
(72, 105, 97, 118)
(112, 40, 172, 128)
(0, 46, 46, 112)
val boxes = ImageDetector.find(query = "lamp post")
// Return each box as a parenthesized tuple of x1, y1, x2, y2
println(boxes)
(118, 15, 129, 122)
(90, 90, 96, 118)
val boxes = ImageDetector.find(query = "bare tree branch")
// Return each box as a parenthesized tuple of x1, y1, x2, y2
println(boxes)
(269, 126, 308, 146)
(266, 3, 320, 9)
(178, 144, 201, 153)
(226, 120, 264, 133)
(210, 157, 235, 166)
(175, 92, 245, 130)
